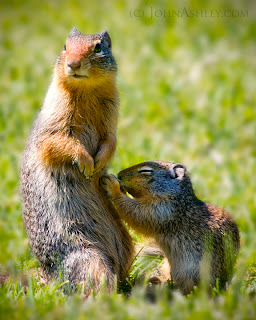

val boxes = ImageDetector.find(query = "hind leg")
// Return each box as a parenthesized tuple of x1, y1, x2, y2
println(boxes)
(62, 248, 116, 297)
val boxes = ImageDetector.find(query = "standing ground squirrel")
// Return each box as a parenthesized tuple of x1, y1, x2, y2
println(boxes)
(101, 161, 240, 294)
(20, 28, 134, 296)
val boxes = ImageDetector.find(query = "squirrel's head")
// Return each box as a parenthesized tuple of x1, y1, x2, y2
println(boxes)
(118, 161, 195, 199)
(55, 28, 117, 88)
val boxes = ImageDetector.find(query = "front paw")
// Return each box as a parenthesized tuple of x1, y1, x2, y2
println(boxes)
(77, 154, 94, 179)
(94, 156, 107, 174)
(100, 174, 121, 198)
(94, 150, 110, 174)
(94, 139, 116, 174)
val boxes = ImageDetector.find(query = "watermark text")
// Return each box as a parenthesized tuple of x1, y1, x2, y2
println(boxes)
(130, 7, 248, 19)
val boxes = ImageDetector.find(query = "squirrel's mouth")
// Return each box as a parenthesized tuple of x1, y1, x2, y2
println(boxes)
(120, 183, 136, 197)
(72, 74, 89, 79)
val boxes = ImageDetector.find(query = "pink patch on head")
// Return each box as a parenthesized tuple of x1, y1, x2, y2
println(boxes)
(66, 37, 94, 59)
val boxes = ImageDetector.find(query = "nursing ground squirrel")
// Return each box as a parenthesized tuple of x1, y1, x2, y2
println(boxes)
(20, 28, 134, 297)
(101, 161, 240, 294)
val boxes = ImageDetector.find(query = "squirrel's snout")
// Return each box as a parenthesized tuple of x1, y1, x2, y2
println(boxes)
(67, 61, 81, 71)
(66, 59, 89, 78)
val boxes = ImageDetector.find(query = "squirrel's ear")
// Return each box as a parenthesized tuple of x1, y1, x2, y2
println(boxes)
(172, 164, 187, 180)
(100, 30, 112, 48)
(69, 27, 81, 37)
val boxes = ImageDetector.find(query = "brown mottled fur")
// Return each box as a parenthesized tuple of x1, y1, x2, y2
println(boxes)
(20, 28, 134, 297)
(101, 161, 240, 294)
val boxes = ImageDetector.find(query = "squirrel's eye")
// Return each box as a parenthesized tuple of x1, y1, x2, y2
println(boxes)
(139, 171, 152, 175)
(64, 44, 66, 50)
(138, 166, 153, 175)
(94, 43, 102, 53)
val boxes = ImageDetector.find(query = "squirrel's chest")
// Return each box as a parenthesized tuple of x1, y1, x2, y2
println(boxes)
(71, 119, 103, 156)
(69, 99, 111, 152)
(82, 124, 100, 153)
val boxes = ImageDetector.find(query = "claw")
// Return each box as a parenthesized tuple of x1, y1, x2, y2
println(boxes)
(85, 174, 92, 181)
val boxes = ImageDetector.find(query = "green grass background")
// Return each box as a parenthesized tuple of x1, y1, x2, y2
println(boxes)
(0, 0, 256, 318)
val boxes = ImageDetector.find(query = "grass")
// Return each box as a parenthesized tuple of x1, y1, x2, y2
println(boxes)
(0, 0, 256, 318)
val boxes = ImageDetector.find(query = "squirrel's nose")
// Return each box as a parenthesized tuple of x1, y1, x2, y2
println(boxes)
(67, 61, 81, 71)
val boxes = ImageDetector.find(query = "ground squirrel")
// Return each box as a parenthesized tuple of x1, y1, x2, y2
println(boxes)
(101, 161, 240, 294)
(20, 28, 134, 296)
